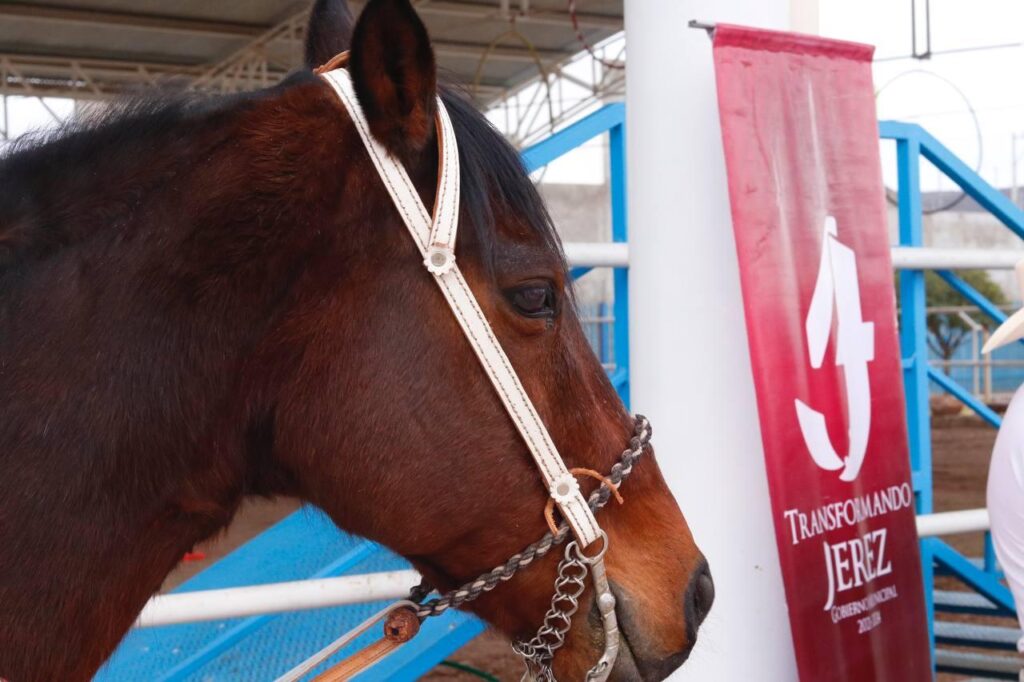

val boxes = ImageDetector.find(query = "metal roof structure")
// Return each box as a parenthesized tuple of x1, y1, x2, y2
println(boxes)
(0, 0, 623, 108)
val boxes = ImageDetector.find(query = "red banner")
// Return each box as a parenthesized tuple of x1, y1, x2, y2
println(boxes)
(712, 25, 930, 680)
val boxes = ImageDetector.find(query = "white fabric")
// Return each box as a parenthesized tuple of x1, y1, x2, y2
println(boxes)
(987, 384, 1024, 652)
(321, 69, 601, 546)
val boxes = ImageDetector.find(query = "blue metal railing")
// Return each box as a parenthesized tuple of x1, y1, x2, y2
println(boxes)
(530, 112, 1022, 666)
(935, 326, 1024, 396)
(532, 112, 1024, 671)
(526, 113, 1022, 670)
(882, 120, 1020, 660)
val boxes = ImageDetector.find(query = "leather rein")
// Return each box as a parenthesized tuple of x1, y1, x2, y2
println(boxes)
(275, 55, 653, 681)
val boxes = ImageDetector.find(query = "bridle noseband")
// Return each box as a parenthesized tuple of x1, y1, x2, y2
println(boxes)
(276, 58, 654, 681)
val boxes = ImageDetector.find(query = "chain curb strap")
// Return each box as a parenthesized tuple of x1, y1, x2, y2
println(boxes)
(511, 532, 619, 682)
(319, 67, 601, 547)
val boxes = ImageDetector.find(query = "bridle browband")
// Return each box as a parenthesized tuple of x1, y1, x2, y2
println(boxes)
(276, 57, 653, 682)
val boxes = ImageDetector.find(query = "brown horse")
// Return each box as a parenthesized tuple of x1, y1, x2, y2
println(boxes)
(0, 1, 711, 679)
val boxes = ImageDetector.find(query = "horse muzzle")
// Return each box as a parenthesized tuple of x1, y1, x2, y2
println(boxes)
(605, 561, 715, 682)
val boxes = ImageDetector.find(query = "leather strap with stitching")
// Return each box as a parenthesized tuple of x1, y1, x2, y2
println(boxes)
(320, 67, 601, 546)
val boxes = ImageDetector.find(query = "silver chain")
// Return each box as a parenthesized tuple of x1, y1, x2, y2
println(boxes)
(511, 540, 591, 681)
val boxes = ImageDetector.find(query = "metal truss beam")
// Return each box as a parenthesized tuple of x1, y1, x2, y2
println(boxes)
(411, 1, 621, 29)
(0, 53, 204, 99)
(0, 1, 621, 39)
(191, 10, 307, 93)
(484, 34, 625, 147)
(0, 3, 267, 38)
(0, 2, 620, 104)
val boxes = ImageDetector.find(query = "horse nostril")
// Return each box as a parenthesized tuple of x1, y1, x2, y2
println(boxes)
(688, 565, 715, 628)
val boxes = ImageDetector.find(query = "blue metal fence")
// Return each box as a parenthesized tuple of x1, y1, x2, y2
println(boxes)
(882, 120, 1019, 661)
(933, 326, 1024, 396)
(539, 110, 1023, 670)
(579, 302, 616, 369)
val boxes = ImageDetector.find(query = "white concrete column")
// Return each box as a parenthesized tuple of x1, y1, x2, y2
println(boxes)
(790, 0, 820, 34)
(625, 1, 799, 679)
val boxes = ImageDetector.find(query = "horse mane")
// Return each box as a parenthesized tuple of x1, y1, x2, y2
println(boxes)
(0, 83, 260, 276)
(0, 74, 563, 285)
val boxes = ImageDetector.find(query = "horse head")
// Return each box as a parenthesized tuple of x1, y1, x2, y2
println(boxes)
(0, 1, 711, 679)
(288, 1, 714, 677)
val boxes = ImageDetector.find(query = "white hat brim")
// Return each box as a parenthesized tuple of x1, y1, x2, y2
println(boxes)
(983, 306, 1024, 354)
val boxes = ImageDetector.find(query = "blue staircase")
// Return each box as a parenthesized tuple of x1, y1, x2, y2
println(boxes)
(932, 573, 1021, 678)
(96, 508, 484, 681)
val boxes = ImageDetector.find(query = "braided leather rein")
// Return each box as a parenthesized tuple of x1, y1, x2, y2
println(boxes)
(409, 415, 652, 618)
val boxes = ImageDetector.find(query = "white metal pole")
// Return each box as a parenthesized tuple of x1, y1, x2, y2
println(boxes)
(915, 508, 990, 537)
(625, 0, 798, 678)
(562, 242, 629, 268)
(985, 329, 994, 401)
(561, 243, 1024, 272)
(134, 570, 421, 628)
(973, 327, 980, 396)
(890, 246, 1024, 270)
(1013, 132, 1019, 207)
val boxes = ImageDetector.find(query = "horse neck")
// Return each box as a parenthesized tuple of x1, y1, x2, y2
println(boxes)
(0, 78, 368, 678)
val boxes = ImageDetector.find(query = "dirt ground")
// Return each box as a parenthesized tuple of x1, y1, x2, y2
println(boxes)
(162, 498, 301, 590)
(932, 415, 995, 555)
(161, 417, 1009, 680)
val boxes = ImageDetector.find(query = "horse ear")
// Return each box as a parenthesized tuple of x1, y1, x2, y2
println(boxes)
(304, 0, 355, 70)
(349, 0, 437, 162)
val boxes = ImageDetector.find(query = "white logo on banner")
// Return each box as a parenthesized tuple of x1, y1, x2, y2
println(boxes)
(795, 216, 875, 482)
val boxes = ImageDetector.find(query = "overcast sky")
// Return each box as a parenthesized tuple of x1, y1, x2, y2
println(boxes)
(821, 0, 1024, 193)
(3, 1, 1023, 193)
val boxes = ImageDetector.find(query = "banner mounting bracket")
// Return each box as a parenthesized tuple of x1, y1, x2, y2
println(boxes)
(688, 20, 716, 38)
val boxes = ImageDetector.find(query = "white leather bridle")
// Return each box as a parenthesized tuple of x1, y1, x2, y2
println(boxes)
(322, 68, 603, 549)
(275, 61, 656, 681)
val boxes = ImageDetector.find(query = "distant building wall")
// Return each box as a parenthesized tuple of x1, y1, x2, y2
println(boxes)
(539, 183, 612, 304)
(887, 205, 1024, 299)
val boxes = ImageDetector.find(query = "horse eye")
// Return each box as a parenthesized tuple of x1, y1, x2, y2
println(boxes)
(509, 284, 556, 318)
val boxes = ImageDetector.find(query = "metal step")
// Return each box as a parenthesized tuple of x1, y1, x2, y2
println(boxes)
(936, 556, 1004, 580)
(936, 621, 1022, 651)
(936, 589, 1011, 616)
(936, 648, 1021, 680)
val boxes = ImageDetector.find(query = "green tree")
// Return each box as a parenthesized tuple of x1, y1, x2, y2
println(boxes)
(897, 270, 1007, 361)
